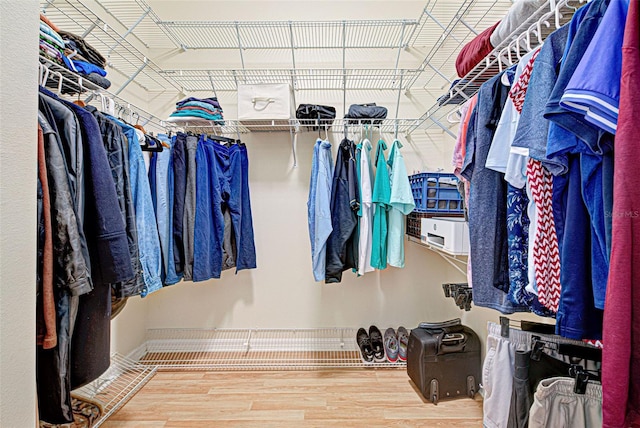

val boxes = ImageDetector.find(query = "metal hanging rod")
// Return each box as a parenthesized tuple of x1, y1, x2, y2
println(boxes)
(174, 118, 423, 135)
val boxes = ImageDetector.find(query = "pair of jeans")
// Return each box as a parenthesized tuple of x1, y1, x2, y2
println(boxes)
(159, 135, 182, 285)
(237, 144, 257, 270)
(193, 137, 225, 281)
(183, 135, 198, 280)
(193, 138, 256, 281)
(172, 133, 187, 276)
(150, 135, 182, 285)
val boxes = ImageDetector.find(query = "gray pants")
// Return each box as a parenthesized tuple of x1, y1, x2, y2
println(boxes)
(183, 135, 198, 280)
(528, 377, 602, 428)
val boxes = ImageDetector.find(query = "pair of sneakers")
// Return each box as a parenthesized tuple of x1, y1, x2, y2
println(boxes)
(357, 326, 409, 363)
(382, 327, 409, 363)
(357, 326, 385, 363)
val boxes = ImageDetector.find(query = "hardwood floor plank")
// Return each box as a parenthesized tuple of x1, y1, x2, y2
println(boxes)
(102, 369, 484, 427)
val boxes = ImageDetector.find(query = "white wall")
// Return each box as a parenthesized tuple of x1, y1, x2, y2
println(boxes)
(0, 1, 39, 426)
(144, 132, 470, 332)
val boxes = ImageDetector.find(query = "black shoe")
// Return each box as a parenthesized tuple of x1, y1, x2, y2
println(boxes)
(357, 328, 374, 363)
(369, 325, 385, 362)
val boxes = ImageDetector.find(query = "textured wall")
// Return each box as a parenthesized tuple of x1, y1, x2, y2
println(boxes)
(0, 0, 39, 425)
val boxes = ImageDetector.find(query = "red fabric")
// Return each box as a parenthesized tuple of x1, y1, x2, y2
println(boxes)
(455, 21, 500, 78)
(509, 47, 540, 113)
(526, 159, 561, 312)
(603, 1, 640, 426)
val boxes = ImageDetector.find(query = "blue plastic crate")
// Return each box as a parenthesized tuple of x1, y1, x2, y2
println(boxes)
(409, 172, 464, 215)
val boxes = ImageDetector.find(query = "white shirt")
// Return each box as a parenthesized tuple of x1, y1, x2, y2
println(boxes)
(357, 139, 375, 275)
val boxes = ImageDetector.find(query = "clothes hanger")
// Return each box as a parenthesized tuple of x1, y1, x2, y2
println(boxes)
(132, 112, 147, 135)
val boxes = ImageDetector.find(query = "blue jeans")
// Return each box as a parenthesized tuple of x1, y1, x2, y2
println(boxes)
(154, 135, 182, 285)
(193, 138, 257, 281)
(234, 144, 257, 271)
(172, 133, 187, 276)
(193, 137, 225, 281)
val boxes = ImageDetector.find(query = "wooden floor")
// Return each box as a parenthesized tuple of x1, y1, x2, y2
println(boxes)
(102, 369, 483, 427)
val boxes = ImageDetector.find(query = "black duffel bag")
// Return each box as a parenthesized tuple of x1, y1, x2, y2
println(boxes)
(296, 104, 336, 129)
(344, 103, 388, 124)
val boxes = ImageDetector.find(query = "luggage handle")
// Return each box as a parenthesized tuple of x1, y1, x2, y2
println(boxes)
(252, 97, 275, 111)
(439, 332, 467, 354)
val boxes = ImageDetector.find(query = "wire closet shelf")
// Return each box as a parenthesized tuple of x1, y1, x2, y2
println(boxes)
(139, 328, 407, 371)
(72, 354, 157, 428)
(407, 0, 586, 137)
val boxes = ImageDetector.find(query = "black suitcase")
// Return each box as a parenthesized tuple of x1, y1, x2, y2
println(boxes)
(407, 318, 481, 404)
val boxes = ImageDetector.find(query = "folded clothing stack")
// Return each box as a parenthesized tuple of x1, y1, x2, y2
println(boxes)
(39, 14, 111, 90)
(39, 16, 66, 68)
(167, 97, 225, 125)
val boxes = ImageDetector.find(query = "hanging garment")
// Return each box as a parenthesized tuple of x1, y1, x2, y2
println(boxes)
(39, 91, 91, 285)
(232, 143, 257, 271)
(193, 136, 225, 281)
(356, 139, 374, 275)
(370, 139, 391, 270)
(510, 22, 571, 173)
(527, 160, 561, 313)
(544, 0, 611, 311)
(46, 96, 133, 392)
(172, 132, 188, 277)
(560, 0, 629, 135)
(554, 154, 603, 341)
(193, 137, 256, 282)
(183, 135, 198, 280)
(528, 377, 603, 428)
(325, 138, 359, 283)
(86, 106, 144, 297)
(308, 139, 334, 281)
(602, 0, 640, 425)
(37, 123, 56, 350)
(108, 116, 163, 296)
(453, 96, 477, 177)
(461, 71, 527, 314)
(386, 140, 414, 268)
(157, 134, 182, 285)
(149, 135, 180, 285)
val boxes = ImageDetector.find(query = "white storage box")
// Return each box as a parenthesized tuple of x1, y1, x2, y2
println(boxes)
(237, 83, 294, 121)
(421, 217, 470, 255)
